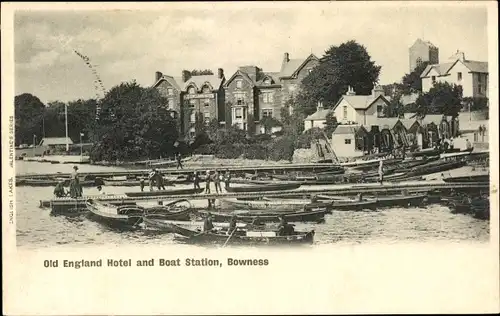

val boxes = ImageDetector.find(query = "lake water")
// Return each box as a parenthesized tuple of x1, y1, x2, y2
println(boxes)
(15, 161, 490, 249)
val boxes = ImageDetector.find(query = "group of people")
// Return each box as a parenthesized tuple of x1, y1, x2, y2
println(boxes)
(146, 168, 167, 191)
(53, 165, 84, 198)
(197, 169, 232, 208)
(202, 213, 294, 237)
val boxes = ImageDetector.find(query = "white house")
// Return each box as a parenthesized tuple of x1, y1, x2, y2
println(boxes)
(330, 124, 368, 158)
(304, 101, 330, 131)
(420, 51, 488, 98)
(332, 86, 392, 126)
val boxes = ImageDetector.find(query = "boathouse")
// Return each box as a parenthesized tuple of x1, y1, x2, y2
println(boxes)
(331, 124, 369, 158)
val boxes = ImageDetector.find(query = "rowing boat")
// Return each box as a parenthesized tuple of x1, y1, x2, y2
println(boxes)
(125, 187, 204, 197)
(318, 193, 427, 208)
(221, 197, 329, 211)
(225, 182, 301, 193)
(442, 174, 489, 183)
(86, 199, 144, 229)
(172, 225, 315, 246)
(197, 209, 328, 223)
(142, 217, 248, 234)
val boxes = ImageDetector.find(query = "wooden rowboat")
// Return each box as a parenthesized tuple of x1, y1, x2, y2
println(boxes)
(172, 224, 315, 246)
(221, 197, 329, 211)
(125, 188, 204, 197)
(197, 209, 328, 223)
(86, 199, 144, 229)
(226, 182, 301, 193)
(318, 193, 427, 208)
(442, 174, 489, 183)
(142, 217, 249, 234)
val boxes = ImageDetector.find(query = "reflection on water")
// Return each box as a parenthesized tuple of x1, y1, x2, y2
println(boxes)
(15, 162, 490, 249)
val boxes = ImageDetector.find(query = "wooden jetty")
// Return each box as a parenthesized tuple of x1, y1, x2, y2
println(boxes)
(19, 163, 343, 180)
(41, 181, 490, 213)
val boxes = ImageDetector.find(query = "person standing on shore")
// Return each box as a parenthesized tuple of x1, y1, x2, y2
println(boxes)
(156, 170, 166, 190)
(378, 160, 384, 185)
(193, 171, 201, 189)
(176, 153, 183, 169)
(205, 170, 211, 194)
(214, 170, 222, 194)
(148, 168, 156, 191)
(69, 166, 83, 198)
(139, 177, 145, 192)
(224, 170, 231, 190)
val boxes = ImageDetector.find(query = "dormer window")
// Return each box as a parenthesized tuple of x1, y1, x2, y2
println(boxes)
(167, 88, 173, 95)
(188, 86, 196, 94)
(202, 85, 211, 93)
(236, 80, 243, 89)
(263, 78, 271, 85)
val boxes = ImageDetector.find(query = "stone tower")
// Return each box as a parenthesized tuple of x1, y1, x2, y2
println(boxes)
(409, 38, 439, 72)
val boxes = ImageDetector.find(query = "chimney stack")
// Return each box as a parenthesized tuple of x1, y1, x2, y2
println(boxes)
(155, 71, 163, 82)
(218, 68, 224, 79)
(317, 100, 324, 111)
(182, 70, 192, 83)
(346, 86, 356, 96)
(372, 85, 384, 97)
(284, 52, 290, 63)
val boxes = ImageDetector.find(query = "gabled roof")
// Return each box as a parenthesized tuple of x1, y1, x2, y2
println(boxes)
(184, 75, 224, 92)
(224, 70, 255, 87)
(399, 118, 419, 130)
(334, 94, 391, 111)
(256, 72, 281, 86)
(40, 137, 74, 146)
(305, 108, 331, 121)
(421, 59, 489, 78)
(332, 124, 366, 135)
(279, 54, 319, 79)
(152, 75, 181, 90)
(411, 38, 438, 48)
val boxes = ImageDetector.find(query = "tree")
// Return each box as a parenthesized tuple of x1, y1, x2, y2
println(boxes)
(323, 112, 338, 136)
(91, 81, 179, 161)
(299, 40, 381, 114)
(191, 69, 214, 76)
(401, 61, 430, 94)
(260, 116, 282, 134)
(14, 93, 45, 145)
(384, 93, 405, 118)
(415, 82, 463, 117)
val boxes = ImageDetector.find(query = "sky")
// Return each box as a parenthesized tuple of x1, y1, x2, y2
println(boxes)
(13, 2, 490, 104)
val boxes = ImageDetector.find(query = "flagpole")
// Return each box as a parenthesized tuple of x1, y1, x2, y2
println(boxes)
(65, 103, 69, 152)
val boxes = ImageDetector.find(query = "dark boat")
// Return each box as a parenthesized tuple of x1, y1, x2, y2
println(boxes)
(172, 224, 315, 246)
(22, 178, 96, 187)
(226, 182, 301, 193)
(374, 193, 428, 207)
(408, 148, 441, 158)
(318, 196, 377, 211)
(86, 199, 144, 228)
(125, 188, 204, 197)
(221, 197, 330, 211)
(442, 174, 490, 183)
(142, 217, 249, 234)
(197, 209, 328, 223)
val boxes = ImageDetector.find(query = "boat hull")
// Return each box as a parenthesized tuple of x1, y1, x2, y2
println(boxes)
(226, 183, 301, 193)
(125, 188, 204, 197)
(197, 209, 327, 223)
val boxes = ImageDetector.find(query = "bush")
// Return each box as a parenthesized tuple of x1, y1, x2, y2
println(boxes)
(214, 144, 244, 159)
(268, 135, 295, 162)
(243, 143, 269, 160)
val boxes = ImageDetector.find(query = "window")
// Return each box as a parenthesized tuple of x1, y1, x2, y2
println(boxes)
(189, 128, 196, 138)
(262, 92, 274, 103)
(167, 88, 173, 95)
(431, 76, 436, 83)
(189, 99, 196, 108)
(263, 78, 271, 85)
(203, 112, 210, 120)
(170, 111, 177, 119)
(202, 85, 211, 93)
(416, 57, 423, 67)
(262, 109, 273, 118)
(345, 139, 351, 144)
(234, 92, 245, 105)
(167, 99, 174, 109)
(235, 108, 243, 119)
(236, 80, 243, 89)
(243, 123, 247, 131)
(343, 106, 348, 119)
(457, 72, 462, 81)
(188, 87, 196, 94)
(204, 99, 210, 107)
(190, 111, 196, 123)
(377, 105, 384, 117)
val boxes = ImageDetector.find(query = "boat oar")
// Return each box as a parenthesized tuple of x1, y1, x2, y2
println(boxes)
(222, 227, 237, 248)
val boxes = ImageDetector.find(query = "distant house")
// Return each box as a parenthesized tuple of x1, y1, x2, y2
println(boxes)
(420, 51, 488, 98)
(409, 38, 439, 72)
(152, 71, 183, 119)
(332, 86, 392, 126)
(39, 137, 73, 148)
(279, 52, 320, 108)
(303, 102, 330, 131)
(330, 125, 368, 158)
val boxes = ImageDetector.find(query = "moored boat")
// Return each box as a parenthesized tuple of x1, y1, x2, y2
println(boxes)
(442, 174, 489, 183)
(197, 209, 328, 223)
(125, 187, 204, 197)
(319, 193, 427, 208)
(221, 197, 329, 211)
(86, 199, 144, 228)
(142, 217, 248, 234)
(226, 182, 301, 193)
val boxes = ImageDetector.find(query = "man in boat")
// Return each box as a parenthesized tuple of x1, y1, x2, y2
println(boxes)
(176, 152, 183, 169)
(378, 160, 384, 185)
(203, 212, 215, 232)
(227, 215, 238, 235)
(449, 137, 454, 150)
(356, 193, 363, 201)
(466, 139, 473, 151)
(156, 170, 166, 190)
(277, 216, 294, 236)
(97, 185, 106, 195)
(53, 181, 67, 197)
(148, 168, 156, 191)
(69, 166, 83, 198)
(193, 171, 201, 189)
(224, 170, 231, 190)
(139, 177, 145, 192)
